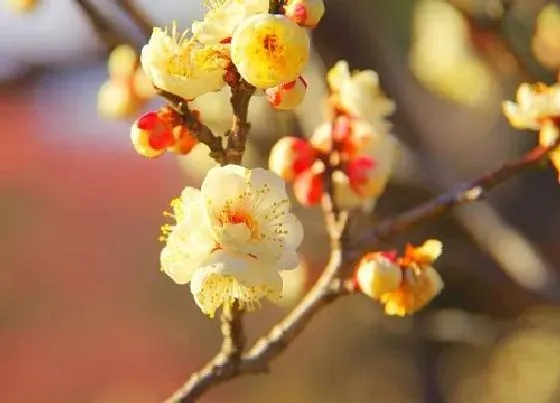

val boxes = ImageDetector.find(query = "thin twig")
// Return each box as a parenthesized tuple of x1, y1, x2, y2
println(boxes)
(114, 0, 154, 39)
(75, 0, 130, 51)
(164, 303, 245, 403)
(224, 77, 256, 165)
(156, 89, 228, 164)
(351, 140, 560, 257)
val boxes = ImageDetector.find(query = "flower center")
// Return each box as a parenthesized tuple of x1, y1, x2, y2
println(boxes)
(219, 210, 259, 242)
(263, 34, 279, 53)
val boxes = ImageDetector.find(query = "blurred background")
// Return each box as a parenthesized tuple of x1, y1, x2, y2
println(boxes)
(1, 0, 560, 402)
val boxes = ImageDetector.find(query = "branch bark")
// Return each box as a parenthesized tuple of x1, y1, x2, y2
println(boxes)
(351, 140, 560, 257)
(75, 0, 130, 51)
(114, 0, 154, 39)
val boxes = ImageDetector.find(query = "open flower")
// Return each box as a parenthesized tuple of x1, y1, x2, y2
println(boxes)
(502, 83, 560, 130)
(192, 0, 269, 45)
(379, 240, 444, 316)
(160, 165, 303, 317)
(231, 13, 310, 88)
(327, 61, 395, 136)
(503, 83, 560, 181)
(141, 25, 230, 100)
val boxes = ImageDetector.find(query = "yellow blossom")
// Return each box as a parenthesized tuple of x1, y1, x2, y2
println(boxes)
(502, 83, 560, 130)
(379, 240, 444, 316)
(160, 165, 304, 317)
(503, 83, 560, 181)
(327, 61, 395, 136)
(140, 25, 229, 100)
(192, 0, 269, 45)
(230, 13, 310, 89)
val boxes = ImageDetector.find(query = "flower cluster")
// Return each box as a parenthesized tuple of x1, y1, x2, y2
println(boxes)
(140, 0, 323, 110)
(130, 106, 198, 158)
(355, 240, 444, 316)
(503, 82, 560, 181)
(98, 45, 155, 119)
(269, 61, 398, 210)
(160, 165, 303, 317)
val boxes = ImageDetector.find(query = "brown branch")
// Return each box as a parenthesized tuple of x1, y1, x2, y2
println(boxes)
(351, 140, 560, 257)
(224, 78, 256, 165)
(156, 89, 228, 164)
(114, 0, 154, 39)
(75, 0, 130, 51)
(164, 303, 245, 403)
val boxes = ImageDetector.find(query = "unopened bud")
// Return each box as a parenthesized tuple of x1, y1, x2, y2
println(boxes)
(265, 76, 308, 110)
(108, 44, 139, 80)
(355, 252, 402, 299)
(293, 169, 323, 206)
(132, 68, 156, 100)
(168, 126, 198, 155)
(97, 79, 143, 119)
(130, 111, 176, 158)
(284, 0, 325, 28)
(269, 136, 315, 181)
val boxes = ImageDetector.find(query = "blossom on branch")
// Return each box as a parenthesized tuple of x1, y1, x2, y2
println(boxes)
(355, 240, 444, 316)
(141, 25, 230, 100)
(230, 13, 310, 88)
(284, 0, 325, 28)
(327, 60, 396, 136)
(192, 0, 269, 45)
(130, 107, 198, 158)
(503, 82, 560, 181)
(160, 165, 303, 317)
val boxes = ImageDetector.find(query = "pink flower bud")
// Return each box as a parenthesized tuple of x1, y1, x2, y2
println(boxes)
(130, 109, 178, 158)
(265, 76, 308, 110)
(293, 170, 323, 206)
(346, 155, 376, 193)
(269, 137, 315, 181)
(284, 0, 325, 28)
(168, 126, 198, 155)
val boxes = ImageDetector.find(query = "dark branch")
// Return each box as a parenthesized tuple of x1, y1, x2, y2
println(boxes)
(114, 0, 154, 39)
(351, 140, 560, 256)
(75, 0, 129, 51)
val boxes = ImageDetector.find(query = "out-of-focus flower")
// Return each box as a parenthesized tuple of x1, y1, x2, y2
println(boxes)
(539, 121, 560, 182)
(265, 76, 308, 110)
(130, 107, 198, 158)
(355, 252, 402, 299)
(268, 136, 315, 181)
(327, 61, 395, 135)
(284, 0, 325, 28)
(502, 83, 560, 130)
(331, 170, 376, 212)
(132, 68, 157, 100)
(532, 3, 560, 70)
(279, 257, 308, 307)
(346, 133, 398, 199)
(4, 0, 38, 14)
(108, 45, 139, 80)
(192, 0, 269, 45)
(293, 167, 323, 206)
(98, 79, 143, 119)
(160, 165, 303, 317)
(379, 240, 444, 316)
(310, 116, 377, 157)
(503, 83, 560, 181)
(231, 14, 310, 88)
(141, 25, 229, 100)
